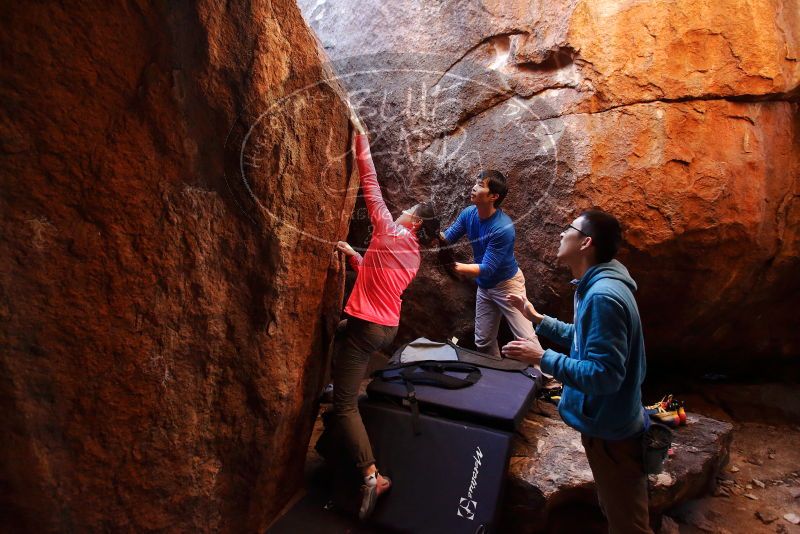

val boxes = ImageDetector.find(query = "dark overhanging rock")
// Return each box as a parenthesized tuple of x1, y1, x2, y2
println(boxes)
(501, 402, 734, 532)
(299, 0, 800, 371)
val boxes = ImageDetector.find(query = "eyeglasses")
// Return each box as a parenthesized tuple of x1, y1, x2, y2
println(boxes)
(567, 224, 590, 237)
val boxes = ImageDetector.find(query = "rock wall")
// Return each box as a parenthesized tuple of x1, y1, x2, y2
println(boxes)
(0, 1, 353, 531)
(503, 403, 733, 532)
(301, 0, 800, 368)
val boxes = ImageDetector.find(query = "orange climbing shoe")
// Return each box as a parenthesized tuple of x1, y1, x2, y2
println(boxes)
(646, 395, 688, 427)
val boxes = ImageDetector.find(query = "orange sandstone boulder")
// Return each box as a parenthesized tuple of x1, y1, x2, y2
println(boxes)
(1, 1, 353, 531)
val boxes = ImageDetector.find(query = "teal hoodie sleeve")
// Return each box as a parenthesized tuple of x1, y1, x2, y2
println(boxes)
(540, 294, 628, 395)
(536, 315, 574, 349)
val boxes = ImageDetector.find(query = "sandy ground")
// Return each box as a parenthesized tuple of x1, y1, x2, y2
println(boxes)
(656, 385, 800, 534)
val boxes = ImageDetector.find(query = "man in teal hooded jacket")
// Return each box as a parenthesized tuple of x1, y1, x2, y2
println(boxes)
(502, 209, 652, 534)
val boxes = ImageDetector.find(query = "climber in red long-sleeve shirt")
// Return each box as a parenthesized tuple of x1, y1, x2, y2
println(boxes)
(332, 102, 440, 520)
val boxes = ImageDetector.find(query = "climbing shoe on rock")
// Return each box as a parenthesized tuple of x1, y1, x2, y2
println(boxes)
(646, 394, 687, 427)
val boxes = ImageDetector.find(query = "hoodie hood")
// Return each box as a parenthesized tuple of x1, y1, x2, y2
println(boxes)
(576, 259, 637, 295)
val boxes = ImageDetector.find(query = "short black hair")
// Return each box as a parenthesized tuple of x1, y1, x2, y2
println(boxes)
(578, 209, 622, 263)
(478, 170, 508, 207)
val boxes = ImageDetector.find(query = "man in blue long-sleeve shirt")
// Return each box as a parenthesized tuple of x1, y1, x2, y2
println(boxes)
(440, 170, 542, 360)
(502, 209, 653, 534)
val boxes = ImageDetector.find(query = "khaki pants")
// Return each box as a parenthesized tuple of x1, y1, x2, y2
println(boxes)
(474, 269, 539, 357)
(332, 317, 398, 469)
(582, 434, 653, 534)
